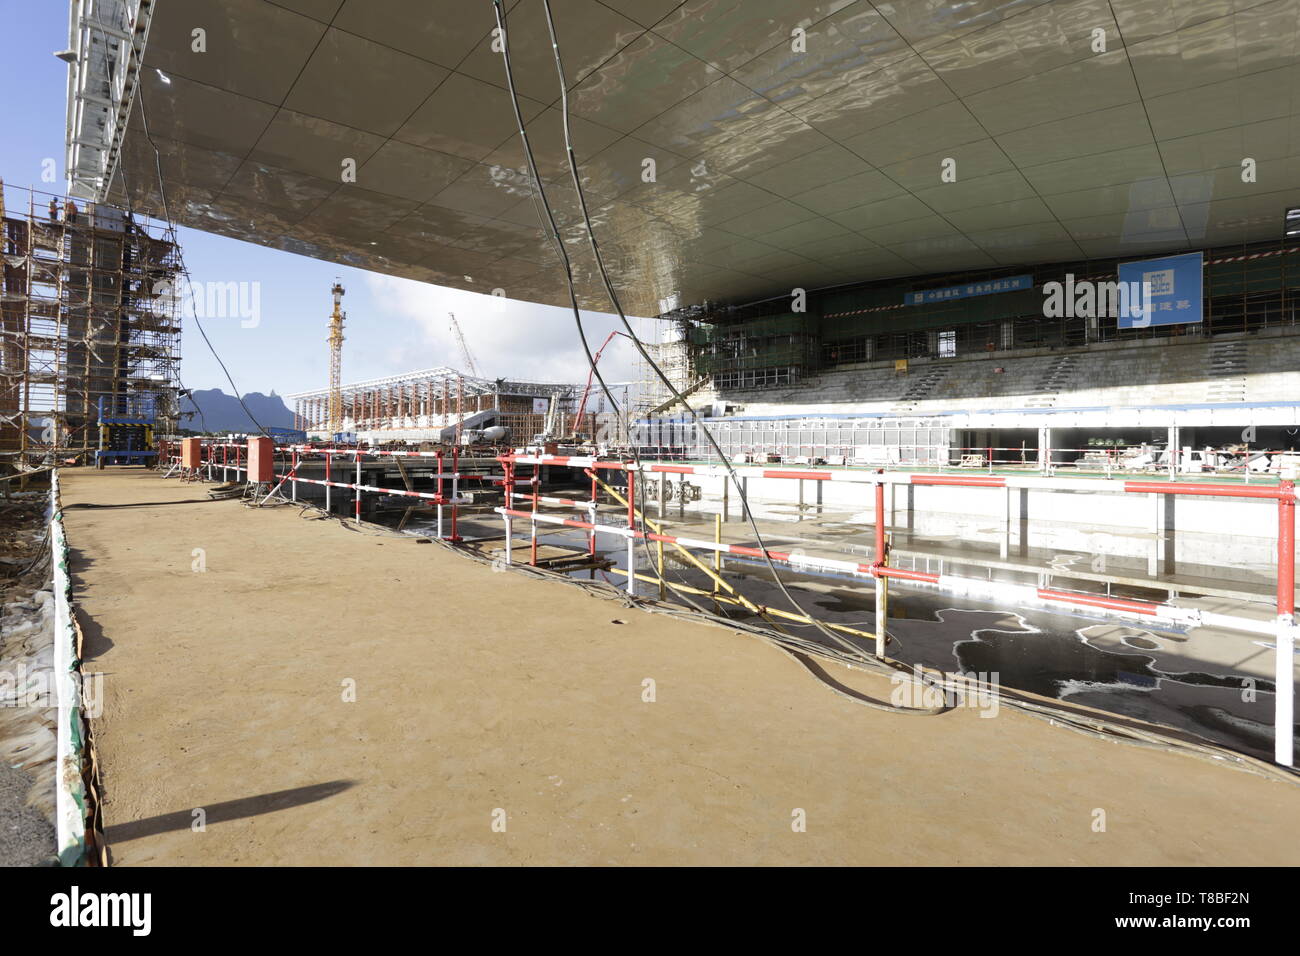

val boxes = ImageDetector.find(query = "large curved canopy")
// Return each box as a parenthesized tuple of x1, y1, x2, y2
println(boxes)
(85, 0, 1300, 315)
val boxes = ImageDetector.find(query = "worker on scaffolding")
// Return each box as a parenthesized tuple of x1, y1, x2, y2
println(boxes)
(63, 199, 78, 224)
(48, 197, 60, 222)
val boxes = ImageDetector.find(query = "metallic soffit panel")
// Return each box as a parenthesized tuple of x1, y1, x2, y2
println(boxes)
(99, 0, 1300, 316)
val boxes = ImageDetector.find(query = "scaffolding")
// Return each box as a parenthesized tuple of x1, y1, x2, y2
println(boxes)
(0, 180, 182, 462)
(633, 315, 698, 418)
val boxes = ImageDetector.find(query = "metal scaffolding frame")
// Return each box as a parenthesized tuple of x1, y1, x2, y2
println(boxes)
(285, 366, 578, 441)
(64, 0, 157, 202)
(1, 180, 181, 460)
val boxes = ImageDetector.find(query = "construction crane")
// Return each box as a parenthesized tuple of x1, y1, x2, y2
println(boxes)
(448, 311, 479, 378)
(327, 280, 346, 435)
(568, 330, 626, 437)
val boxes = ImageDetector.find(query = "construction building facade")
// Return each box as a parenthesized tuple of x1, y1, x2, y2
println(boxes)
(287, 367, 581, 445)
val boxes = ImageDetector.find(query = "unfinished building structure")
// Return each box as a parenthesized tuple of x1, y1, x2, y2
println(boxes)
(0, 182, 181, 461)
(287, 367, 580, 444)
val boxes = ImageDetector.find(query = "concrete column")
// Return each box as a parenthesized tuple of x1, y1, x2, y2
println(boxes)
(1038, 426, 1051, 475)
(1168, 425, 1179, 477)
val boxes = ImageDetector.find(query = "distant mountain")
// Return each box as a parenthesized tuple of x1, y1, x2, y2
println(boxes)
(179, 388, 295, 433)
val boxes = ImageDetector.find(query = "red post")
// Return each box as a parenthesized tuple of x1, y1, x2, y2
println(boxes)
(449, 445, 460, 542)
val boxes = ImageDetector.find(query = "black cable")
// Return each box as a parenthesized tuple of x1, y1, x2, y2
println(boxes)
(493, 0, 862, 672)
(175, 376, 209, 434)
(106, 101, 195, 445)
(137, 84, 271, 440)
(535, 0, 875, 667)
(489, 0, 686, 605)
(490, 0, 769, 645)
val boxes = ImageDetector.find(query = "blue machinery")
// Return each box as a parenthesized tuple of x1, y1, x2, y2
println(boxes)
(95, 396, 158, 466)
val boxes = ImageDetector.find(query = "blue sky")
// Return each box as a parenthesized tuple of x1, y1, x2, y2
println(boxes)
(0, 0, 645, 401)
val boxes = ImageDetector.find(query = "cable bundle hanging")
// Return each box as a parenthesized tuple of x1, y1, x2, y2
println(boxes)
(494, 0, 880, 669)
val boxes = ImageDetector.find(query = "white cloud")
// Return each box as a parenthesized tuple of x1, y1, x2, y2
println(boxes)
(365, 274, 648, 393)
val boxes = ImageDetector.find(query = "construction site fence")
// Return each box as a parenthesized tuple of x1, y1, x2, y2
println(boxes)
(496, 452, 1297, 768)
(149, 438, 1295, 766)
(157, 441, 511, 541)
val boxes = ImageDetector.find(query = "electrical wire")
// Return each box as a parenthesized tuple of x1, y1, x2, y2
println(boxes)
(529, 0, 879, 668)
(487, 1, 692, 608)
(174, 374, 209, 434)
(489, 0, 806, 660)
(427, 522, 1298, 780)
(136, 83, 272, 440)
(104, 92, 205, 444)
(491, 0, 931, 716)
(256, 460, 1295, 777)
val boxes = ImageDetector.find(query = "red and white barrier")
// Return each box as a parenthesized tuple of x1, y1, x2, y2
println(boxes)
(498, 453, 1298, 766)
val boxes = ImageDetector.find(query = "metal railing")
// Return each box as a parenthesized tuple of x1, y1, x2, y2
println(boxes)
(497, 452, 1297, 767)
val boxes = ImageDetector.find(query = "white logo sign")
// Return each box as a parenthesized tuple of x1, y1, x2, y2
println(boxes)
(1143, 268, 1174, 297)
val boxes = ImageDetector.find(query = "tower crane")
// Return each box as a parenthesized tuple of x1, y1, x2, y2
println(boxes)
(327, 281, 346, 434)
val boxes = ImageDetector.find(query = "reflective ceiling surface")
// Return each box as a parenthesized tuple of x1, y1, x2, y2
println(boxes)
(103, 0, 1300, 314)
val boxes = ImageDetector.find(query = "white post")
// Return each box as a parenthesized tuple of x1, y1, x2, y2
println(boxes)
(1001, 485, 1011, 559)
(1278, 615, 1295, 766)
(874, 570, 887, 658)
(1149, 492, 1160, 576)
(504, 513, 512, 565)
(626, 536, 635, 595)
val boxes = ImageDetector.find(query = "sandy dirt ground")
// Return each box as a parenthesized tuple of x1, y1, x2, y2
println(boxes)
(59, 467, 1300, 866)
